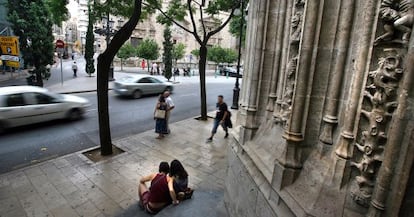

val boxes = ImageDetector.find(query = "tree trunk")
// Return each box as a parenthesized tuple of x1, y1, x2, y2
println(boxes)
(97, 0, 142, 156)
(121, 59, 123, 71)
(147, 59, 150, 73)
(97, 55, 112, 155)
(198, 45, 208, 120)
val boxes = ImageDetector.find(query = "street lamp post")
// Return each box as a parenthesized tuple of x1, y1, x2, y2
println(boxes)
(231, 0, 244, 110)
(95, 12, 116, 81)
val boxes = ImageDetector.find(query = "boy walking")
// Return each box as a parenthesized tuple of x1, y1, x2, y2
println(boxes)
(72, 61, 78, 77)
(207, 95, 229, 142)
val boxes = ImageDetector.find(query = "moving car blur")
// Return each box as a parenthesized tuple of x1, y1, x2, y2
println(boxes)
(114, 75, 174, 99)
(0, 86, 90, 133)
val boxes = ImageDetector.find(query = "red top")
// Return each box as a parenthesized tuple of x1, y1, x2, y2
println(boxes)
(149, 173, 171, 204)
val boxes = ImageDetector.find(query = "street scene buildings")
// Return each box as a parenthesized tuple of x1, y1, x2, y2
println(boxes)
(55, 0, 237, 64)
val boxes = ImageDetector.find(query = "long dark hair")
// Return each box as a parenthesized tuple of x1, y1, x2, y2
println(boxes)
(159, 95, 165, 103)
(170, 159, 188, 178)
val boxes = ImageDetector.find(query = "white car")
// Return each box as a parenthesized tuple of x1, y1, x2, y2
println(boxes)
(0, 86, 90, 133)
(114, 75, 174, 99)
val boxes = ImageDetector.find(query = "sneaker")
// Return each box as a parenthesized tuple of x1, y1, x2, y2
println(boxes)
(224, 132, 229, 138)
(206, 137, 213, 142)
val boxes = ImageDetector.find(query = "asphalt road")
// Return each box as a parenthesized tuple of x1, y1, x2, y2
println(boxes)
(0, 81, 235, 174)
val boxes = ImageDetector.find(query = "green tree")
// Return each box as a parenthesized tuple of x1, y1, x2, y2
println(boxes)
(95, 0, 144, 155)
(85, 1, 95, 77)
(136, 38, 159, 73)
(229, 0, 248, 45)
(8, 0, 54, 87)
(172, 42, 186, 64)
(208, 45, 238, 71)
(191, 49, 200, 59)
(145, 0, 240, 120)
(163, 27, 173, 81)
(44, 0, 69, 26)
(117, 43, 135, 71)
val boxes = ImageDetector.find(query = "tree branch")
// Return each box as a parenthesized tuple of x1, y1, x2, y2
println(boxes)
(187, 0, 202, 44)
(206, 8, 236, 40)
(199, 4, 207, 39)
(142, 1, 194, 35)
(102, 0, 142, 60)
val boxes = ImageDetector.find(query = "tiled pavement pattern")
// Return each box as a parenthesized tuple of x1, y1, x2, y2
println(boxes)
(0, 115, 229, 217)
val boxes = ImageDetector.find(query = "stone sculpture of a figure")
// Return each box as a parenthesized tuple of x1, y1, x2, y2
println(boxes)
(375, 0, 414, 44)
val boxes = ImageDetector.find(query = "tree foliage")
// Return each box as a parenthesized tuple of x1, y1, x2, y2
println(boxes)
(117, 43, 136, 59)
(172, 43, 186, 62)
(136, 39, 159, 61)
(117, 43, 136, 70)
(144, 0, 241, 120)
(191, 49, 200, 58)
(8, 0, 54, 87)
(229, 0, 248, 45)
(207, 45, 238, 64)
(163, 27, 173, 81)
(85, 1, 95, 76)
(44, 0, 69, 26)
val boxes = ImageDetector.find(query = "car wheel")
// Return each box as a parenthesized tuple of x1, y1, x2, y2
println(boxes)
(67, 109, 82, 121)
(133, 90, 142, 99)
(0, 122, 5, 134)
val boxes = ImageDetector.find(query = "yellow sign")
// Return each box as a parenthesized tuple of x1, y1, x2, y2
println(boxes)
(0, 60, 2, 66)
(0, 36, 19, 56)
(6, 61, 20, 68)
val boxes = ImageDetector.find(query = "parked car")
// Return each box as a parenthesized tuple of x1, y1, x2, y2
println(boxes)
(219, 66, 243, 78)
(0, 86, 90, 133)
(114, 75, 174, 99)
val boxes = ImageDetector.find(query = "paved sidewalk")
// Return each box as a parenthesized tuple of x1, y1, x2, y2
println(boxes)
(0, 70, 28, 82)
(0, 115, 230, 217)
(46, 71, 237, 94)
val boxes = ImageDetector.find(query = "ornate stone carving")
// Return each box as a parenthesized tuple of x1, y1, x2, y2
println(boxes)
(291, 12, 303, 43)
(274, 1, 304, 127)
(350, 49, 403, 207)
(374, 0, 414, 45)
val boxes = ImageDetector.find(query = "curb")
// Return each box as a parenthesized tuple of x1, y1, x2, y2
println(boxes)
(54, 88, 114, 94)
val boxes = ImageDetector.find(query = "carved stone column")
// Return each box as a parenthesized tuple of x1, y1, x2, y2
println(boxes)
(319, 0, 356, 145)
(334, 0, 380, 160)
(366, 28, 414, 217)
(273, 0, 293, 119)
(266, 0, 285, 113)
(273, 0, 324, 189)
(238, 0, 269, 144)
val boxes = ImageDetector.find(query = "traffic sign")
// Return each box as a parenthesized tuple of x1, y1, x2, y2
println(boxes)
(6, 61, 19, 68)
(56, 40, 65, 48)
(0, 36, 19, 56)
(1, 55, 19, 62)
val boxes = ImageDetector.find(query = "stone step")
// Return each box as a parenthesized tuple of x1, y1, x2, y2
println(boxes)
(156, 190, 228, 217)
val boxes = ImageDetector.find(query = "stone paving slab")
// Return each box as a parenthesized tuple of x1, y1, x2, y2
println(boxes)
(0, 114, 230, 217)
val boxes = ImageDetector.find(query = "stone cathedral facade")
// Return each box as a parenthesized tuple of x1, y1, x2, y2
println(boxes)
(225, 0, 414, 216)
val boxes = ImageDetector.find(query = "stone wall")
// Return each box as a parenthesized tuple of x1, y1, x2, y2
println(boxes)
(226, 0, 414, 216)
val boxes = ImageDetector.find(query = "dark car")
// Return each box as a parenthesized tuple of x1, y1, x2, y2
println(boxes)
(219, 66, 243, 78)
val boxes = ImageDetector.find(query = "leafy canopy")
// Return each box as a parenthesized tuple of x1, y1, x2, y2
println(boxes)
(136, 39, 159, 60)
(172, 43, 186, 61)
(207, 45, 238, 64)
(144, 0, 241, 43)
(93, 0, 153, 20)
(44, 0, 69, 26)
(117, 43, 136, 60)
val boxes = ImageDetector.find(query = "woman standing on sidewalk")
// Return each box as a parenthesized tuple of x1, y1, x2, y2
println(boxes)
(154, 95, 169, 139)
